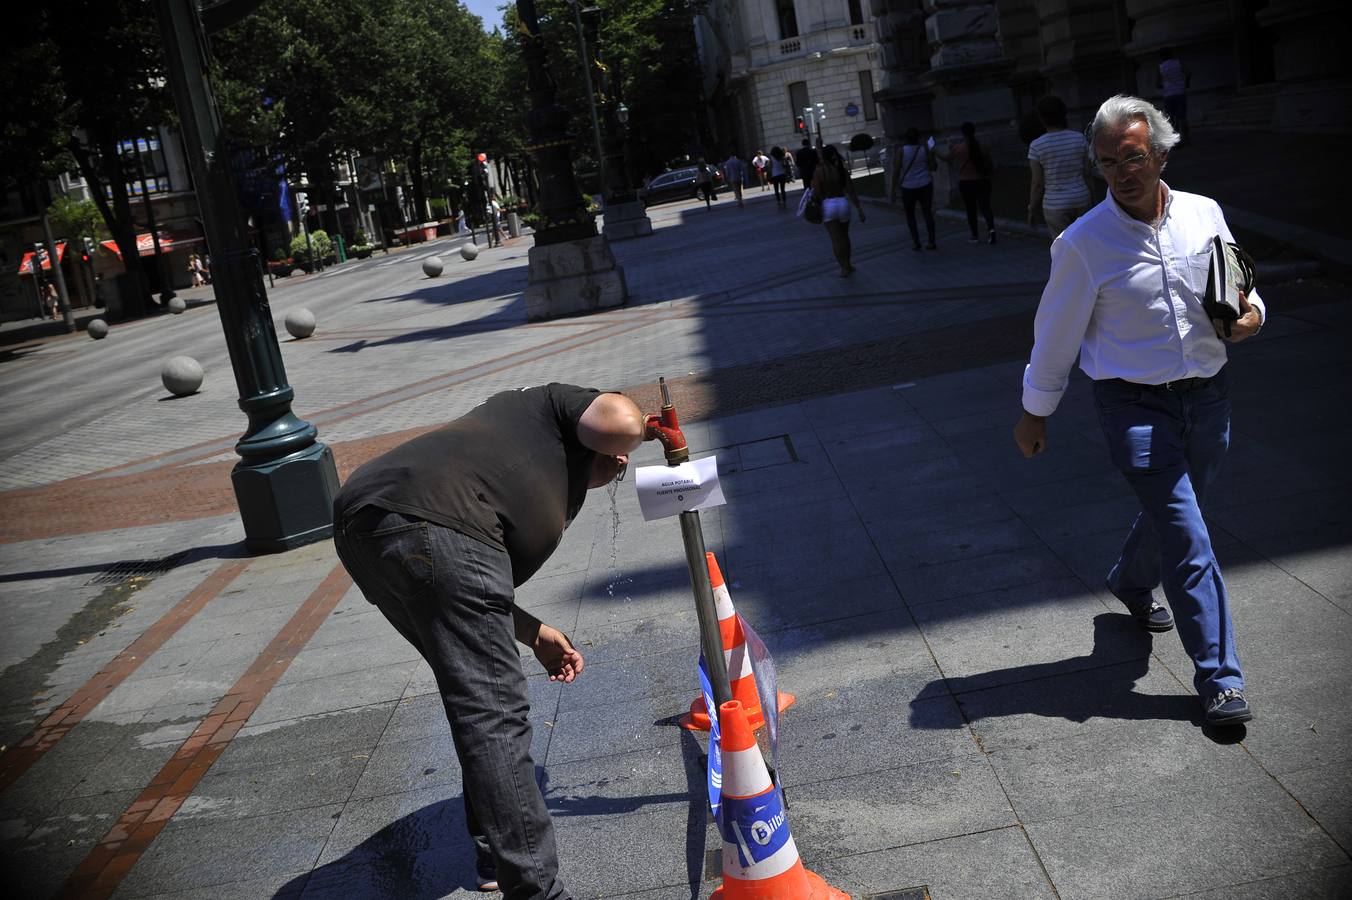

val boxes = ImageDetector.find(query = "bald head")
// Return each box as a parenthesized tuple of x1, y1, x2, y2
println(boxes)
(577, 392, 646, 456)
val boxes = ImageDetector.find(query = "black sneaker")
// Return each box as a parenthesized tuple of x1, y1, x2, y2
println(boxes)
(1107, 580, 1174, 632)
(988, 230, 997, 244)
(1204, 688, 1253, 726)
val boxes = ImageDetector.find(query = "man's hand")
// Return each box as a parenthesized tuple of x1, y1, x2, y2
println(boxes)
(532, 624, 584, 683)
(1213, 291, 1261, 343)
(1014, 411, 1048, 458)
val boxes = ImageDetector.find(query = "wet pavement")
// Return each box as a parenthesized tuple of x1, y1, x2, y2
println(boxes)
(1, 150, 1350, 899)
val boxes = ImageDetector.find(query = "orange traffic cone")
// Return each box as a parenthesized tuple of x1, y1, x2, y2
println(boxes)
(712, 700, 848, 899)
(681, 553, 795, 732)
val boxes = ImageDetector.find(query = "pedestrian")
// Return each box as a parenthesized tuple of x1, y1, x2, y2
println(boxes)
(1157, 47, 1191, 144)
(694, 158, 716, 208)
(809, 144, 866, 277)
(1027, 94, 1092, 238)
(200, 253, 211, 284)
(752, 150, 770, 191)
(487, 193, 505, 246)
(43, 281, 59, 320)
(889, 128, 937, 250)
(721, 149, 747, 208)
(1013, 94, 1264, 728)
(189, 253, 205, 287)
(939, 121, 997, 244)
(332, 385, 648, 895)
(768, 146, 790, 208)
(795, 138, 819, 191)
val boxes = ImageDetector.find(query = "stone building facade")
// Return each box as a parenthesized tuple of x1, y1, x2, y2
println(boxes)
(868, 0, 1350, 212)
(699, 1, 889, 158)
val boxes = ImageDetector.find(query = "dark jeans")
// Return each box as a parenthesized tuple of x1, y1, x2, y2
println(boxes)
(901, 182, 936, 247)
(334, 507, 570, 900)
(958, 179, 994, 237)
(1093, 369, 1243, 699)
(771, 174, 787, 204)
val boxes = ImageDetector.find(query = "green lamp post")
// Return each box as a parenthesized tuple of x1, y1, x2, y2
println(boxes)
(153, 0, 338, 552)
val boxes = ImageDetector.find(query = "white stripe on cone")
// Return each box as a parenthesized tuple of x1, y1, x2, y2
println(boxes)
(722, 827, 802, 881)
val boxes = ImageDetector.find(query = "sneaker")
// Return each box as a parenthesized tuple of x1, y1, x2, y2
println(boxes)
(1204, 688, 1253, 726)
(988, 230, 997, 244)
(968, 236, 980, 243)
(1107, 580, 1174, 632)
(476, 877, 500, 892)
(911, 243, 922, 252)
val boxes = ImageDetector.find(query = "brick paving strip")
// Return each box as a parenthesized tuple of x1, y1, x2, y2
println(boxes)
(0, 558, 252, 794)
(55, 563, 353, 900)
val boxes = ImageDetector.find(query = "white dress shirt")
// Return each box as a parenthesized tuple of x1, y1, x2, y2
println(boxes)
(1022, 183, 1265, 416)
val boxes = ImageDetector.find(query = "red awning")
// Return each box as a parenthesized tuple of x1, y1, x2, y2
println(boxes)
(100, 229, 206, 259)
(18, 242, 67, 277)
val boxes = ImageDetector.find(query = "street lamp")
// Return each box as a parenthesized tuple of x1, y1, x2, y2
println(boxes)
(568, 1, 608, 200)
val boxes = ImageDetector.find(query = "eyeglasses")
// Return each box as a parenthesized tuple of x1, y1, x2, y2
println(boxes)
(1096, 151, 1153, 174)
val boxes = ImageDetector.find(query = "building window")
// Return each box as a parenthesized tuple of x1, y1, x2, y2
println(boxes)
(115, 135, 172, 196)
(788, 81, 810, 131)
(848, 0, 864, 26)
(858, 71, 877, 121)
(776, 0, 799, 39)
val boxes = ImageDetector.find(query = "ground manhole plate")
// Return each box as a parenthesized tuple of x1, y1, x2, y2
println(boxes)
(867, 889, 932, 900)
(85, 551, 189, 586)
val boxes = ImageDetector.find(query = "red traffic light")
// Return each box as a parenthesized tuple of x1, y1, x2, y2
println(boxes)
(795, 116, 805, 132)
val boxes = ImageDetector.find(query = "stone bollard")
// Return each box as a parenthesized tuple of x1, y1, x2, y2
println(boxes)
(460, 242, 479, 261)
(87, 319, 109, 340)
(284, 308, 316, 339)
(161, 355, 203, 396)
(422, 256, 444, 277)
(167, 296, 187, 314)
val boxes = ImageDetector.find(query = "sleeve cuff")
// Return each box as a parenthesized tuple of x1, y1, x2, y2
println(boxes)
(1022, 367, 1065, 417)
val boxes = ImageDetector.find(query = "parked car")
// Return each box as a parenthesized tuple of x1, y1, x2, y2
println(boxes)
(639, 166, 723, 207)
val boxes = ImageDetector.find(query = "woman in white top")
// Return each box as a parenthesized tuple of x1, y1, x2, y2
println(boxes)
(889, 128, 937, 250)
(1027, 94, 1092, 238)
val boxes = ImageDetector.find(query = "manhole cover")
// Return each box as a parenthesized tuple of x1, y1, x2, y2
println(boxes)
(85, 551, 189, 586)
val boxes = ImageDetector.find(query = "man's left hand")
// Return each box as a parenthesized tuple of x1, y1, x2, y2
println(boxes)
(1213, 291, 1261, 343)
(533, 624, 585, 683)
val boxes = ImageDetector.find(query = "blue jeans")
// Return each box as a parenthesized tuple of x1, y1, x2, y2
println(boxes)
(1093, 369, 1244, 699)
(334, 507, 570, 900)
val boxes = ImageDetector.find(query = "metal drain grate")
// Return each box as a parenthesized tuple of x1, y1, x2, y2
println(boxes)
(867, 888, 932, 900)
(85, 551, 190, 586)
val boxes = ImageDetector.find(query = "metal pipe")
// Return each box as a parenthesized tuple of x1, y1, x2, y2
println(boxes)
(680, 510, 732, 710)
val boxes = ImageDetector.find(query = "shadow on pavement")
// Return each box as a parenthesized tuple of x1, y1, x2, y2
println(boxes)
(910, 613, 1199, 728)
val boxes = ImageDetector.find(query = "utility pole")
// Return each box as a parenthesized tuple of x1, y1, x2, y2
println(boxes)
(153, 0, 337, 552)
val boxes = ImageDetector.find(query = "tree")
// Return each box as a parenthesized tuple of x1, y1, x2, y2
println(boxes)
(498, 0, 706, 184)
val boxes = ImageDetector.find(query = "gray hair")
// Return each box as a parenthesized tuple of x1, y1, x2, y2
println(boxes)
(1089, 94, 1181, 155)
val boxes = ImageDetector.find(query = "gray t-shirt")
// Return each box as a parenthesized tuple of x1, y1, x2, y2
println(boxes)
(334, 383, 599, 586)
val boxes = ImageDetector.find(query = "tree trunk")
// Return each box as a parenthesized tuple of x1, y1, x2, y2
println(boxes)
(409, 136, 427, 222)
(72, 129, 150, 318)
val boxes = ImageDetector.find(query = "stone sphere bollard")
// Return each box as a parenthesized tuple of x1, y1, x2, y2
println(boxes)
(167, 296, 187, 314)
(422, 256, 444, 277)
(284, 308, 316, 339)
(161, 355, 203, 397)
(460, 242, 479, 261)
(87, 319, 109, 340)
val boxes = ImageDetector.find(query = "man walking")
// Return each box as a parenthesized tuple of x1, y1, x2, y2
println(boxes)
(1014, 95, 1264, 727)
(333, 385, 647, 896)
(795, 138, 819, 192)
(721, 149, 747, 208)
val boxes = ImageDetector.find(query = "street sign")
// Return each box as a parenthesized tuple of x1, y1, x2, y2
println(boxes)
(846, 102, 860, 117)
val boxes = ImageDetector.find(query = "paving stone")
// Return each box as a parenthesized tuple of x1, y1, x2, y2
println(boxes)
(1023, 772, 1347, 900)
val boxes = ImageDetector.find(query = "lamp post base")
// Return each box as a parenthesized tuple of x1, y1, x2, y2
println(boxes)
(232, 442, 340, 553)
(524, 234, 628, 320)
(601, 200, 653, 241)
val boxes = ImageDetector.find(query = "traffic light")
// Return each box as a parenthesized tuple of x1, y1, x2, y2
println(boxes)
(82, 236, 95, 264)
(297, 193, 309, 218)
(795, 115, 805, 133)
(815, 101, 826, 121)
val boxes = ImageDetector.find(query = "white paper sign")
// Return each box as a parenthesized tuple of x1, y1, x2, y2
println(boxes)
(635, 456, 726, 521)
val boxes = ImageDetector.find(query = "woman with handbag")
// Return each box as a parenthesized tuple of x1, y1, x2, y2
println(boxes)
(810, 144, 866, 277)
(889, 128, 938, 250)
